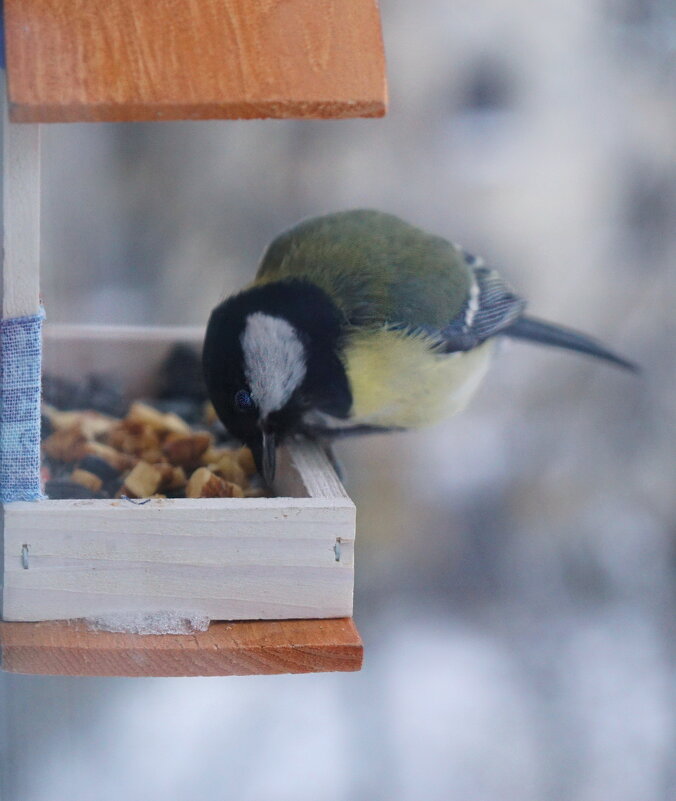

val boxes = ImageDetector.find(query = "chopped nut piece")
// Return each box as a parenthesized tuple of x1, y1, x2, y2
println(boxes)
(43, 406, 117, 440)
(123, 461, 163, 498)
(70, 468, 104, 493)
(155, 463, 187, 492)
(167, 466, 187, 491)
(222, 480, 244, 498)
(42, 426, 88, 462)
(83, 441, 137, 472)
(186, 467, 244, 498)
(163, 432, 212, 468)
(139, 448, 165, 464)
(106, 420, 161, 456)
(127, 401, 191, 435)
(208, 452, 247, 487)
(201, 447, 225, 465)
(126, 401, 166, 428)
(203, 401, 218, 425)
(236, 447, 257, 477)
(161, 412, 192, 436)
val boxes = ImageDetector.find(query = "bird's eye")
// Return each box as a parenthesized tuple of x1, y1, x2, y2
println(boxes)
(234, 389, 255, 412)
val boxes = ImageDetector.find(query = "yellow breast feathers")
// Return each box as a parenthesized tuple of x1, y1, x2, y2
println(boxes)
(343, 327, 494, 429)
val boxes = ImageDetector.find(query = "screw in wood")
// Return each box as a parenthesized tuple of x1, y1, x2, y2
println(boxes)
(334, 538, 342, 562)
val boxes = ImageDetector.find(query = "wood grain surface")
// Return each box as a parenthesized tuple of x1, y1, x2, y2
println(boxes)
(0, 79, 41, 318)
(0, 617, 363, 675)
(2, 497, 355, 622)
(5, 0, 387, 122)
(2, 441, 355, 623)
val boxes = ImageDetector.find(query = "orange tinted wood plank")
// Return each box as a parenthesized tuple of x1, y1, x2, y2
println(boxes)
(4, 0, 387, 122)
(0, 618, 363, 676)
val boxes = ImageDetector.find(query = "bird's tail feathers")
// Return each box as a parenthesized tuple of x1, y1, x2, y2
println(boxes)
(503, 316, 638, 372)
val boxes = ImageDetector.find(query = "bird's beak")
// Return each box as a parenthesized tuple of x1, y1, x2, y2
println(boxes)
(260, 427, 276, 488)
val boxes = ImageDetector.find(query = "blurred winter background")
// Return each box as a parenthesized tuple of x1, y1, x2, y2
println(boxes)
(2, 0, 675, 799)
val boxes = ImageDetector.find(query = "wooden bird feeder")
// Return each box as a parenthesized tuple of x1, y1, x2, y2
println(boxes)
(0, 0, 387, 676)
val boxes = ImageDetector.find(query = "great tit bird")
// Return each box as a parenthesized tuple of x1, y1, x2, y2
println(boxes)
(203, 209, 635, 485)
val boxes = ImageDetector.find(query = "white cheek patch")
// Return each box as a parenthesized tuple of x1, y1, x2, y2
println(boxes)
(241, 312, 307, 416)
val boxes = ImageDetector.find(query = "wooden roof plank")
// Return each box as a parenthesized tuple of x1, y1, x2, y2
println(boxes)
(4, 0, 387, 123)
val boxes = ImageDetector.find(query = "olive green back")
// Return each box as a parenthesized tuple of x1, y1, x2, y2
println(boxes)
(255, 210, 472, 330)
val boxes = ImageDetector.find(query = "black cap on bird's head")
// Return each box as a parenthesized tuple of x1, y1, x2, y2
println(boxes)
(202, 280, 351, 486)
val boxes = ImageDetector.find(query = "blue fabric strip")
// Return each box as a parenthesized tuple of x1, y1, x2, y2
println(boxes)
(0, 308, 45, 502)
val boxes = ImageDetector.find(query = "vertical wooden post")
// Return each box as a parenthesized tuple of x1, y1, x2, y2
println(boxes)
(0, 72, 42, 617)
(1, 71, 41, 318)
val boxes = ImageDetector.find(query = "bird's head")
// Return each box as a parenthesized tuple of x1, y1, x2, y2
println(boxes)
(202, 280, 351, 486)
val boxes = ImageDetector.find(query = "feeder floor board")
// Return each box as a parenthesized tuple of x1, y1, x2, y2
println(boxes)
(5, 0, 387, 122)
(0, 617, 363, 676)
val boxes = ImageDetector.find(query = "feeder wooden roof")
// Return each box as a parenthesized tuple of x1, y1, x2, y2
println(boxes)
(4, 0, 387, 123)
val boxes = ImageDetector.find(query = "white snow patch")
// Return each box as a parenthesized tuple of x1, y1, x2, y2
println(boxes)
(86, 611, 211, 635)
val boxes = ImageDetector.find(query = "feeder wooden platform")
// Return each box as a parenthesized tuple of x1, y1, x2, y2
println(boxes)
(0, 0, 386, 676)
(1, 323, 360, 676)
(0, 618, 363, 676)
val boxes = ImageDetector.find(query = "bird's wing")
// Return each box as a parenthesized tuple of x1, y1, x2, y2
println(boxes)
(432, 254, 527, 353)
(255, 210, 526, 348)
(255, 210, 475, 329)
